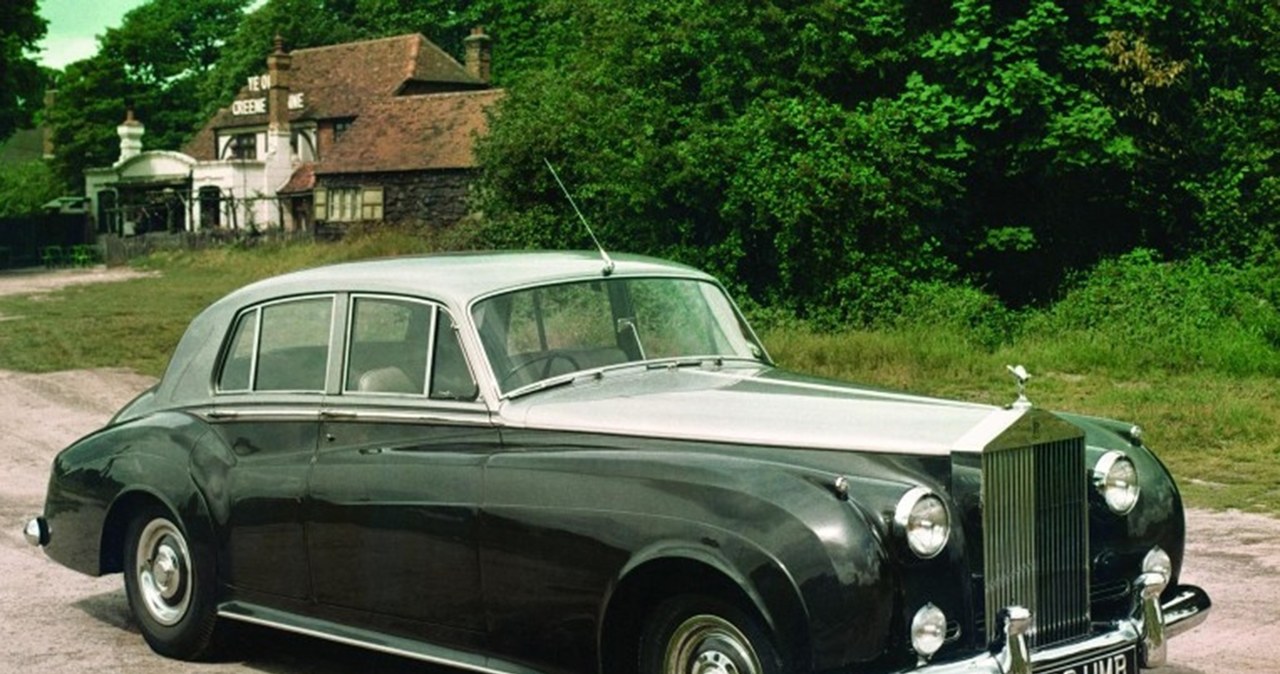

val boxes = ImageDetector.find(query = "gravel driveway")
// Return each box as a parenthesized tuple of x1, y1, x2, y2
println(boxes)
(0, 268, 1274, 673)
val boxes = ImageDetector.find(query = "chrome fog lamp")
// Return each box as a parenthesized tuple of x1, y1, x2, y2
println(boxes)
(1143, 546, 1172, 585)
(911, 603, 947, 659)
(1093, 451, 1140, 514)
(894, 487, 950, 559)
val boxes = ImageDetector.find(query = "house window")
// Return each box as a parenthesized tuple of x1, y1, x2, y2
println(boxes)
(229, 133, 257, 160)
(316, 186, 383, 222)
(333, 120, 353, 141)
(332, 187, 360, 221)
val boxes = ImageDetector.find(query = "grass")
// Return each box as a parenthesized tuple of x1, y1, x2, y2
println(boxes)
(764, 327, 1280, 514)
(0, 233, 1275, 515)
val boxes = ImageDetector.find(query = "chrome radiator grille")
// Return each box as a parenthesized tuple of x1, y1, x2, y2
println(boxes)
(982, 437, 1090, 647)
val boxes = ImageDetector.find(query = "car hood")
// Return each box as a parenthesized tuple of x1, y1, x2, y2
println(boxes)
(499, 364, 1020, 456)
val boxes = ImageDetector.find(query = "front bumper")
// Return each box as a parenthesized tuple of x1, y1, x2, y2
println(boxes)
(917, 581, 1210, 674)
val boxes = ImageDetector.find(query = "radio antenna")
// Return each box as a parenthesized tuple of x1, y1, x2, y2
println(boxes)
(544, 157, 614, 277)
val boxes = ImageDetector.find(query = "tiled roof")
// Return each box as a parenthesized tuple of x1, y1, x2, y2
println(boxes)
(183, 33, 486, 160)
(316, 90, 503, 174)
(277, 163, 315, 194)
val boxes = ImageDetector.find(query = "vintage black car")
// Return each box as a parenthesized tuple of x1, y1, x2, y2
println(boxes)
(26, 251, 1209, 674)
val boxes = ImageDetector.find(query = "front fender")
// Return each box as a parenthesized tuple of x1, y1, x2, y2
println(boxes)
(482, 435, 899, 673)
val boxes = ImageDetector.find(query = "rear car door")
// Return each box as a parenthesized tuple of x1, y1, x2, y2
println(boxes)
(208, 295, 336, 600)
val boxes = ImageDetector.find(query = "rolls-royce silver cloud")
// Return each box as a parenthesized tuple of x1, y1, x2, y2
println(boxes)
(25, 251, 1209, 674)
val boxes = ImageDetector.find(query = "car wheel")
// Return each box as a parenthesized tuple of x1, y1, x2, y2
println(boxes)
(640, 595, 782, 674)
(123, 505, 220, 659)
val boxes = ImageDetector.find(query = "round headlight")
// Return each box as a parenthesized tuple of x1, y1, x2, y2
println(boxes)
(894, 487, 950, 559)
(1093, 451, 1140, 514)
(911, 603, 947, 658)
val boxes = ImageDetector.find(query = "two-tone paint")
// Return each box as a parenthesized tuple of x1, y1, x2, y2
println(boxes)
(28, 252, 1210, 674)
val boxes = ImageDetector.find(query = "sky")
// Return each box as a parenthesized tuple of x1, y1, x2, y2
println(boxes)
(35, 0, 151, 70)
(34, 0, 266, 70)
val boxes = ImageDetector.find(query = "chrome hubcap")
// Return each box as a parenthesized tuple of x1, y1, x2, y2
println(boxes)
(664, 614, 761, 674)
(135, 518, 192, 626)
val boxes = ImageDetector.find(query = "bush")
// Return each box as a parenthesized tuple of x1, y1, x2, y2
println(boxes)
(887, 280, 1017, 351)
(1021, 249, 1280, 376)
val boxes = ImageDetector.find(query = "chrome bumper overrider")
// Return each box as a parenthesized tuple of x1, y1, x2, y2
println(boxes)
(915, 580, 1211, 674)
(23, 517, 48, 547)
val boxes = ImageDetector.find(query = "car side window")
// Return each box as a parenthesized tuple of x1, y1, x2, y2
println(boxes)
(343, 297, 479, 400)
(344, 296, 432, 394)
(218, 311, 258, 391)
(430, 314, 478, 401)
(217, 297, 334, 393)
(256, 298, 334, 391)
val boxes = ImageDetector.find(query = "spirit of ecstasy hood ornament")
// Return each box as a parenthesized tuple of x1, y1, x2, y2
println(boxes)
(1007, 364, 1032, 409)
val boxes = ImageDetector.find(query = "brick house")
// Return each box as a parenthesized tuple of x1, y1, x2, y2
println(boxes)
(85, 30, 500, 235)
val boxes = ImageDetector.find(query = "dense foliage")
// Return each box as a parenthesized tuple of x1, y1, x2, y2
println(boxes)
(0, 160, 63, 218)
(0, 0, 48, 139)
(44, 0, 251, 186)
(28, 0, 1280, 327)
(473, 0, 1280, 316)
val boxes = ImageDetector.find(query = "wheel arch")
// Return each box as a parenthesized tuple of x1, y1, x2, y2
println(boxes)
(599, 550, 811, 674)
(99, 485, 215, 577)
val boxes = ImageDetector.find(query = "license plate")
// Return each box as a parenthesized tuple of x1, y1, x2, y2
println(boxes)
(1038, 645, 1138, 674)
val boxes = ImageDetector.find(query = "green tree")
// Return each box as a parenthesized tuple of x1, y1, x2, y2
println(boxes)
(45, 0, 250, 186)
(478, 0, 1280, 313)
(45, 55, 132, 187)
(476, 0, 961, 320)
(197, 0, 354, 118)
(0, 0, 48, 139)
(0, 160, 62, 217)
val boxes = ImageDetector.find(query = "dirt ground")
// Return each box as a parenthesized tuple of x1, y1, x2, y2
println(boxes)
(0, 269, 1275, 673)
(0, 266, 157, 299)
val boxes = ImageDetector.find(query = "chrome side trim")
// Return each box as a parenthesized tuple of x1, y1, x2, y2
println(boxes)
(317, 408, 495, 427)
(217, 602, 543, 674)
(197, 407, 323, 421)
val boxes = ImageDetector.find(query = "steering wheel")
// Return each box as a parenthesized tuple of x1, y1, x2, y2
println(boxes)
(502, 352, 581, 388)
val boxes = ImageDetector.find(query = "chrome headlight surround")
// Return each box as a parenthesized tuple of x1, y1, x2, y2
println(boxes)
(910, 603, 947, 659)
(1093, 450, 1140, 514)
(894, 487, 951, 559)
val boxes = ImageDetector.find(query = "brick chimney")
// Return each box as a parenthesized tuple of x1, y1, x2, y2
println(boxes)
(464, 27, 492, 83)
(267, 34, 292, 134)
(264, 34, 295, 228)
(117, 107, 144, 163)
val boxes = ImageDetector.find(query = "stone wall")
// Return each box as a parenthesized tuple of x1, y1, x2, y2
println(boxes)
(316, 169, 476, 227)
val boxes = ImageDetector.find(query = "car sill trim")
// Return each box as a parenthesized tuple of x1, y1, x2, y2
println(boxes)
(217, 601, 542, 674)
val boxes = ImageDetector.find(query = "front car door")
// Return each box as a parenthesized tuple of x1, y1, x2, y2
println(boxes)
(306, 296, 496, 638)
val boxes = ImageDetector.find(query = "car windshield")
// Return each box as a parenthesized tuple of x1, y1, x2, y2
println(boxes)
(472, 277, 765, 393)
